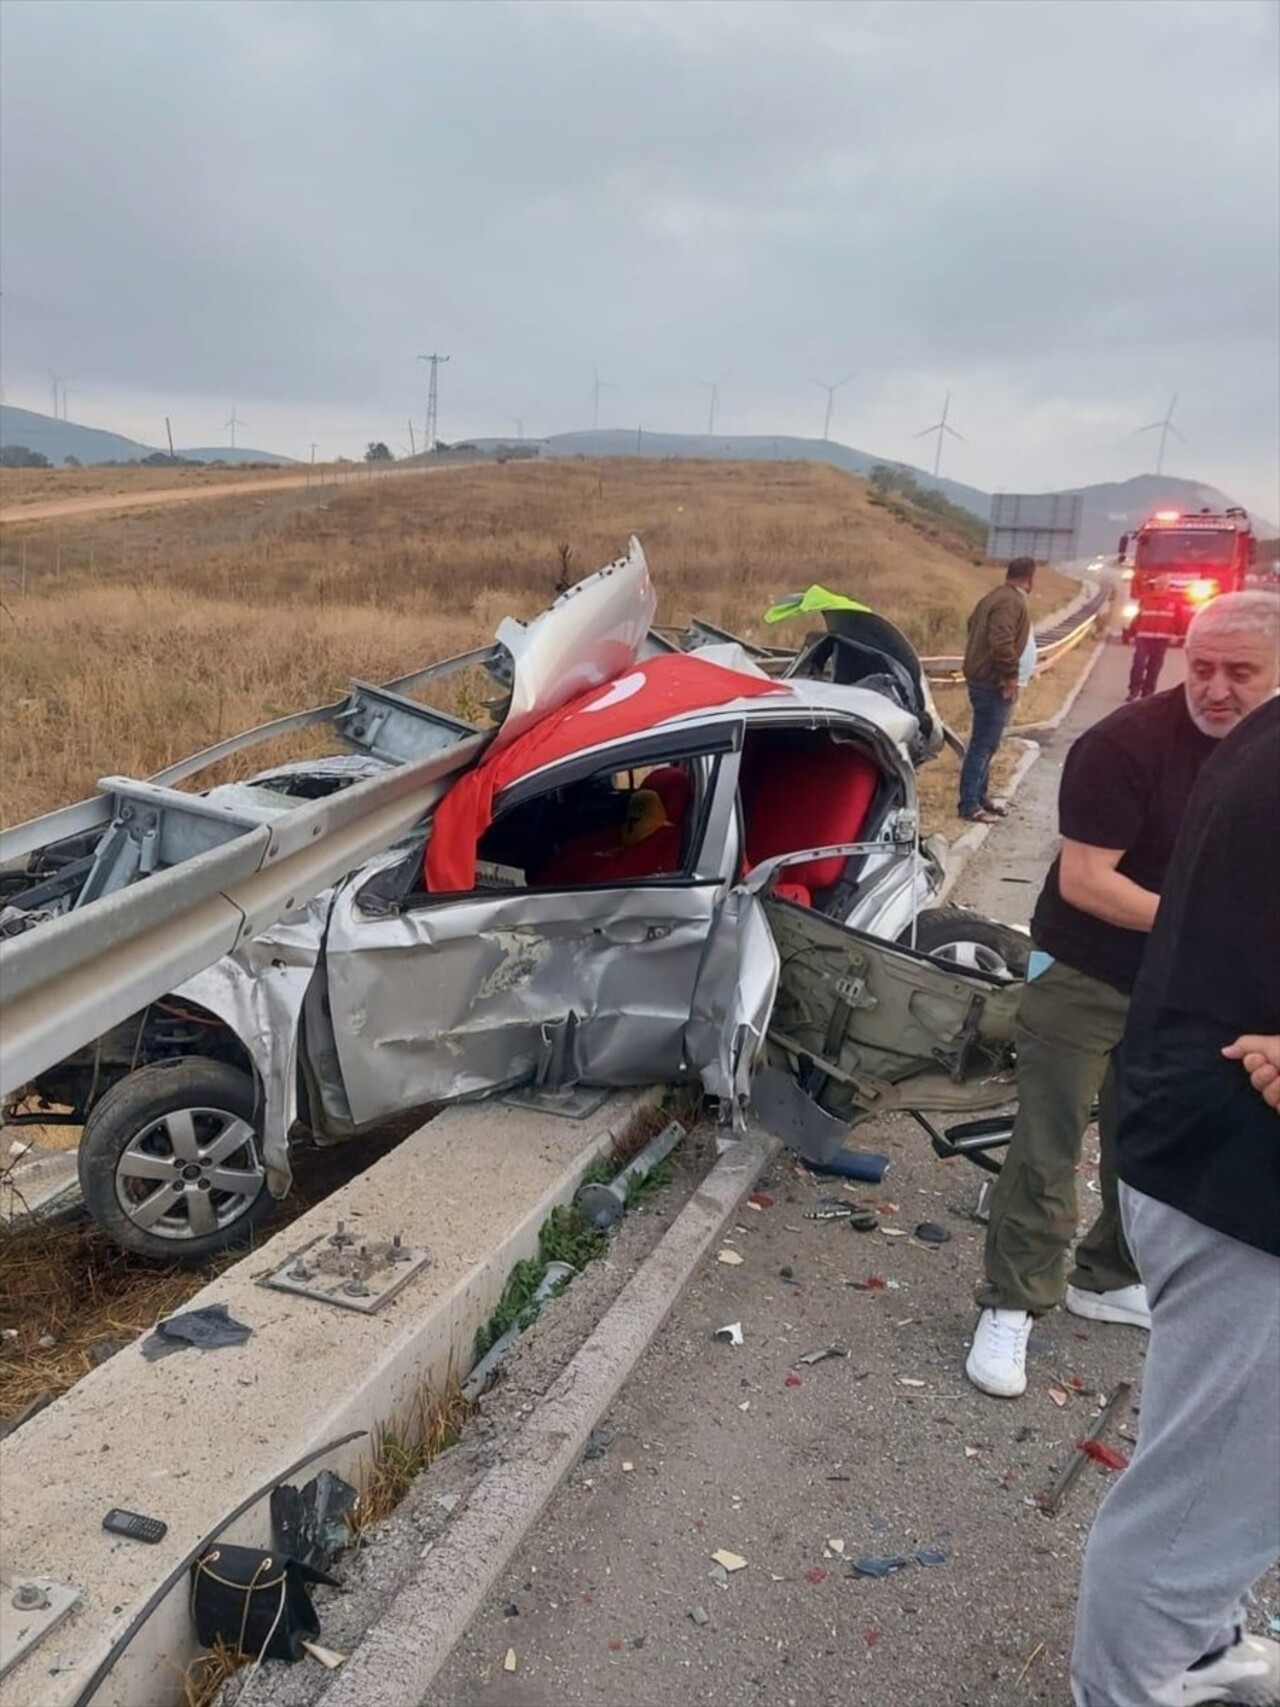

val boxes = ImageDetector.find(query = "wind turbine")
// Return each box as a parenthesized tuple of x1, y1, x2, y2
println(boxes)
(224, 406, 246, 450)
(49, 373, 68, 419)
(811, 373, 853, 441)
(914, 392, 965, 478)
(506, 411, 533, 441)
(1136, 392, 1186, 476)
(697, 372, 730, 436)
(589, 367, 619, 432)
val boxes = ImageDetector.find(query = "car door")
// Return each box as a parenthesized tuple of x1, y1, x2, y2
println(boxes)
(322, 724, 744, 1126)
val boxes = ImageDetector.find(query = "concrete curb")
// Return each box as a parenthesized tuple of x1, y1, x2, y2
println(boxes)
(0, 1092, 659, 1707)
(934, 639, 1106, 909)
(317, 1127, 779, 1707)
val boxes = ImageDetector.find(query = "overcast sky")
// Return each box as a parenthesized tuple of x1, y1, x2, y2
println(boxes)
(2, 0, 1277, 514)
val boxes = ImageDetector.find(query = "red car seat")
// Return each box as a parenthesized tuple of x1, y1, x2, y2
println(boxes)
(742, 740, 879, 898)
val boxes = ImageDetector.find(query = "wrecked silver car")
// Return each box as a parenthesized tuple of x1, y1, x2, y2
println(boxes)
(2, 541, 1026, 1260)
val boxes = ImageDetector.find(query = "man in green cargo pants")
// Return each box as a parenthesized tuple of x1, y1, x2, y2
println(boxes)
(965, 592, 1280, 1398)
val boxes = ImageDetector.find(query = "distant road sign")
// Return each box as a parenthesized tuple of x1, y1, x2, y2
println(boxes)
(987, 492, 1082, 563)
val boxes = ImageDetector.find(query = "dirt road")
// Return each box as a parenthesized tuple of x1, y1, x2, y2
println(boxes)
(0, 461, 445, 526)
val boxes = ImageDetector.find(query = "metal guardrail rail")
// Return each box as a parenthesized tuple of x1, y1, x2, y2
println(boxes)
(916, 587, 1108, 685)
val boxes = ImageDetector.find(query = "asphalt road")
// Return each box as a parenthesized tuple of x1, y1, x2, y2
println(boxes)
(427, 638, 1275, 1707)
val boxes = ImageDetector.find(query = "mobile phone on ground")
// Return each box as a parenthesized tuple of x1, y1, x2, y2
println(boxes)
(102, 1508, 167, 1544)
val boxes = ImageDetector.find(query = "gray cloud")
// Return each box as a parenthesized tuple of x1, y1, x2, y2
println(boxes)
(2, 0, 1276, 511)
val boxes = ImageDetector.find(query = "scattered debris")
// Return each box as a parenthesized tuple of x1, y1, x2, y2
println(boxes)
(879, 1226, 909, 1238)
(913, 1221, 951, 1244)
(1048, 1387, 1069, 1407)
(747, 1192, 775, 1210)
(915, 1549, 948, 1567)
(737, 1399, 751, 1412)
(582, 1428, 612, 1462)
(1038, 1380, 1133, 1517)
(710, 1549, 748, 1573)
(778, 1265, 795, 1281)
(1015, 1640, 1047, 1686)
(271, 1468, 358, 1572)
(714, 1322, 744, 1347)
(798, 1345, 847, 1366)
(825, 1539, 845, 1556)
(503, 1647, 517, 1672)
(300, 1641, 346, 1669)
(805, 1567, 828, 1585)
(689, 1605, 710, 1626)
(784, 1371, 802, 1388)
(852, 1554, 912, 1578)
(716, 1249, 744, 1267)
(435, 1492, 460, 1516)
(1077, 1438, 1128, 1472)
(140, 1303, 252, 1361)
(622, 1461, 635, 1473)
(899, 1377, 926, 1388)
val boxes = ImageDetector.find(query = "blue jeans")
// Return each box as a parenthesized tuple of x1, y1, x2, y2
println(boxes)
(958, 682, 1013, 815)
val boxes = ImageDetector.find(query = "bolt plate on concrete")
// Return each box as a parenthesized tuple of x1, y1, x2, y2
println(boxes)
(260, 1225, 431, 1313)
(0, 1577, 82, 1681)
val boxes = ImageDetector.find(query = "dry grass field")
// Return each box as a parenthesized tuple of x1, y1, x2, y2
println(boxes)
(0, 458, 1076, 832)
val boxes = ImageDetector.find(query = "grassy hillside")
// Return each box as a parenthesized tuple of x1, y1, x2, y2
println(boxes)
(0, 458, 1070, 826)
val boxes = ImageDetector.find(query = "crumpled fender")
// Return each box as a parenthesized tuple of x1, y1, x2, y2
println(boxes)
(171, 891, 331, 1196)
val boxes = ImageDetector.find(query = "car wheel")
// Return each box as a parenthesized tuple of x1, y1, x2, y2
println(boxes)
(900, 907, 1030, 980)
(78, 1058, 273, 1264)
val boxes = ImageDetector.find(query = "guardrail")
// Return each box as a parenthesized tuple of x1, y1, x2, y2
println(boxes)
(0, 736, 483, 1099)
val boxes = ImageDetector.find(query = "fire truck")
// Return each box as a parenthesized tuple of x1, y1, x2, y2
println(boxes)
(1118, 506, 1256, 642)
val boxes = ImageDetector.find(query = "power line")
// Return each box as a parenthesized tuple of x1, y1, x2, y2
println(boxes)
(417, 353, 450, 450)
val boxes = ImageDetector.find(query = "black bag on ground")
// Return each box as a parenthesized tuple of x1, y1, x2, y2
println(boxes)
(190, 1543, 338, 1661)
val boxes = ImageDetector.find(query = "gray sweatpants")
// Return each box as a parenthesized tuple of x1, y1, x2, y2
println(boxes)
(1072, 1184, 1280, 1707)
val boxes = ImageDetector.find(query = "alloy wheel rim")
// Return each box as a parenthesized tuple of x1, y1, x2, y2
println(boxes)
(114, 1105, 264, 1242)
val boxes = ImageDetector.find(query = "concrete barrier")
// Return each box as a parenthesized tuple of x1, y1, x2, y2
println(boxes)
(0, 1091, 658, 1707)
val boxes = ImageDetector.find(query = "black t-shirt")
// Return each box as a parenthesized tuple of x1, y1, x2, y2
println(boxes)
(1117, 695, 1280, 1256)
(1031, 689, 1217, 992)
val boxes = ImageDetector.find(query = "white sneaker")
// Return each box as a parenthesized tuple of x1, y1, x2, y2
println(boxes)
(1152, 1630, 1280, 1705)
(965, 1307, 1032, 1397)
(1065, 1282, 1152, 1330)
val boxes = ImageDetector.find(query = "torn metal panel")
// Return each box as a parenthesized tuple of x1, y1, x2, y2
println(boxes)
(493, 537, 656, 753)
(172, 892, 331, 1193)
(685, 888, 780, 1123)
(324, 880, 724, 1123)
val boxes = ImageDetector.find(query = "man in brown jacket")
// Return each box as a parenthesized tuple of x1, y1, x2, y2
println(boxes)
(959, 557, 1036, 822)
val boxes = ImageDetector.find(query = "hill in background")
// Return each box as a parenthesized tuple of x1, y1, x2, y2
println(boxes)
(472, 429, 1274, 558)
(0, 405, 292, 467)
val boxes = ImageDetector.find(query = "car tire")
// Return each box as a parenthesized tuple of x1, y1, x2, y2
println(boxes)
(900, 907, 1030, 980)
(78, 1058, 274, 1265)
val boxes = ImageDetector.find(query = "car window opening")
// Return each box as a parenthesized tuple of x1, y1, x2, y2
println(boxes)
(739, 726, 886, 915)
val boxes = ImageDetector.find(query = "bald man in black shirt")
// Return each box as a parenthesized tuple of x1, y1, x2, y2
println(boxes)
(1072, 692, 1279, 1707)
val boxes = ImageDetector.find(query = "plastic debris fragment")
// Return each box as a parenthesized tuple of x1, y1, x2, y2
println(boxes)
(140, 1303, 252, 1361)
(1077, 1438, 1128, 1471)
